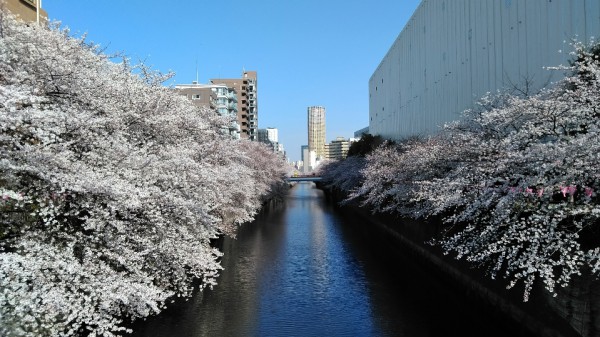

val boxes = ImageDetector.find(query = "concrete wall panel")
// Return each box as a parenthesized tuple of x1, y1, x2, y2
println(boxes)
(370, 0, 600, 140)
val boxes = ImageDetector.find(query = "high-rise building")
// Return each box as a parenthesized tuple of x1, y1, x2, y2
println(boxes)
(174, 82, 240, 139)
(5, 0, 47, 24)
(307, 106, 326, 159)
(211, 71, 258, 140)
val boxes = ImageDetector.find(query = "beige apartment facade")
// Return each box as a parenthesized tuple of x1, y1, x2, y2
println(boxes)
(175, 83, 216, 109)
(325, 137, 351, 160)
(307, 106, 326, 159)
(4, 0, 47, 24)
(174, 82, 240, 139)
(211, 71, 258, 140)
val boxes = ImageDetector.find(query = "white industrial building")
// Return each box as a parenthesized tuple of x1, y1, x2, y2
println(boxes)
(369, 0, 600, 140)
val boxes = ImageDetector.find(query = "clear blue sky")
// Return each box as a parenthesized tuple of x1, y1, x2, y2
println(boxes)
(44, 0, 421, 161)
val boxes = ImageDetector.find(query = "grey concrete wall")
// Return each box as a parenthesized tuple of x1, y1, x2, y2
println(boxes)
(369, 0, 600, 140)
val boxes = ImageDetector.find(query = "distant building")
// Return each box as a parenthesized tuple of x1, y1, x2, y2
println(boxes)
(370, 0, 600, 140)
(5, 0, 47, 24)
(211, 71, 258, 140)
(175, 82, 240, 139)
(277, 143, 286, 158)
(266, 127, 278, 143)
(300, 145, 313, 173)
(307, 106, 326, 159)
(325, 137, 351, 160)
(257, 129, 267, 142)
(354, 126, 369, 138)
(258, 127, 278, 143)
(301, 145, 309, 163)
(301, 146, 317, 174)
(258, 127, 281, 154)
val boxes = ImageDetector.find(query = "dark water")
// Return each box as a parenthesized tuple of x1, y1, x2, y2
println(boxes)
(132, 182, 531, 337)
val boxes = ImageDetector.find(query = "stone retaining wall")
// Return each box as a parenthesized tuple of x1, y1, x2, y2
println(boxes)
(320, 184, 596, 337)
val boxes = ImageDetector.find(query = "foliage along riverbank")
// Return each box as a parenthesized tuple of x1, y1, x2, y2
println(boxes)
(319, 41, 600, 327)
(0, 12, 288, 337)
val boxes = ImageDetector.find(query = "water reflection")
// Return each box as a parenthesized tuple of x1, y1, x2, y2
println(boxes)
(254, 184, 379, 336)
(132, 182, 531, 337)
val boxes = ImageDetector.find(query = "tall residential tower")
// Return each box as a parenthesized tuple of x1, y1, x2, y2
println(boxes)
(307, 106, 326, 159)
(211, 71, 258, 140)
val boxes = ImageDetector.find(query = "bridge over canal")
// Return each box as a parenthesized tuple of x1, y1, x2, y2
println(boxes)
(286, 175, 322, 182)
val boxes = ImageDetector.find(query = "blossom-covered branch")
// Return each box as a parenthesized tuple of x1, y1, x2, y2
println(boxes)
(320, 41, 600, 302)
(0, 12, 287, 336)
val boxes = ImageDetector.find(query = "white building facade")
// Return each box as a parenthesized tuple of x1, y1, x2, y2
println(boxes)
(258, 127, 284, 156)
(369, 0, 600, 140)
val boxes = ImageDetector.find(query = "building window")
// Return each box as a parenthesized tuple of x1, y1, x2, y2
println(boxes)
(192, 94, 201, 100)
(21, 0, 36, 7)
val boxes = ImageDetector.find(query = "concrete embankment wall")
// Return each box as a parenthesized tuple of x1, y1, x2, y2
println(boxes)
(320, 185, 599, 337)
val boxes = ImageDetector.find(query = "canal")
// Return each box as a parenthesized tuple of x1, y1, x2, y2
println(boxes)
(132, 182, 531, 337)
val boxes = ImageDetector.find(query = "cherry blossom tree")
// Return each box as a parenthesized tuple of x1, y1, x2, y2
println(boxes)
(318, 156, 366, 195)
(0, 12, 287, 336)
(410, 42, 600, 300)
(321, 41, 600, 302)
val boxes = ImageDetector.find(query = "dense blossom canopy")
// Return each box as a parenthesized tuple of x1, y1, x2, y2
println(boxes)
(322, 42, 600, 302)
(0, 13, 287, 336)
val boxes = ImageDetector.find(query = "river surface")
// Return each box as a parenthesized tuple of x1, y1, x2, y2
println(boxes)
(132, 182, 531, 337)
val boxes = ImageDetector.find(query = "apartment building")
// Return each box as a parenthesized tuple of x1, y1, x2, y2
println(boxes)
(324, 137, 351, 160)
(211, 71, 258, 140)
(175, 82, 240, 139)
(4, 0, 47, 24)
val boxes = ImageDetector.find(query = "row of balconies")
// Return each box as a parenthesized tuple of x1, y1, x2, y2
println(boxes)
(240, 102, 256, 109)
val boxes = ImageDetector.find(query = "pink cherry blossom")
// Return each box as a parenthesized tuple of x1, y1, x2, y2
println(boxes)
(537, 188, 544, 197)
(561, 186, 569, 197)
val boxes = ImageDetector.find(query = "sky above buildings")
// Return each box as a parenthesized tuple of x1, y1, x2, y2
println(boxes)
(43, 0, 421, 161)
